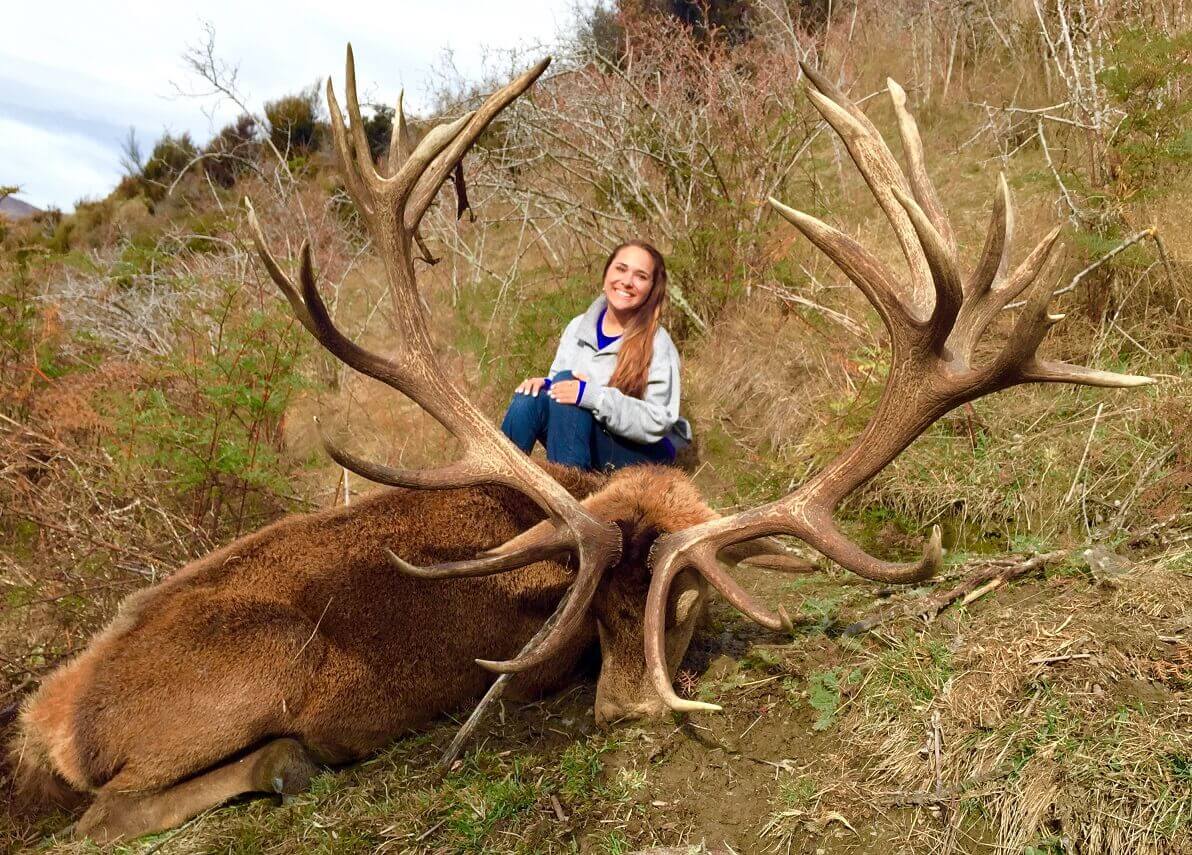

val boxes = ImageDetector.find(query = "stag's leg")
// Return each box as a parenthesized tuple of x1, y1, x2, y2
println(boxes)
(74, 738, 317, 844)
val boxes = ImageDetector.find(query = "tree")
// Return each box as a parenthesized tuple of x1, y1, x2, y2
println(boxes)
(264, 85, 323, 155)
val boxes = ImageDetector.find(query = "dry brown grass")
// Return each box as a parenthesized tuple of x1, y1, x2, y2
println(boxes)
(848, 549, 1190, 854)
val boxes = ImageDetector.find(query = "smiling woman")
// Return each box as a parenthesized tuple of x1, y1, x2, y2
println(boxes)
(500, 240, 692, 472)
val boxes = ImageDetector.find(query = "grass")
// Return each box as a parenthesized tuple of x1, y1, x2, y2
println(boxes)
(848, 553, 1191, 854)
(806, 667, 862, 731)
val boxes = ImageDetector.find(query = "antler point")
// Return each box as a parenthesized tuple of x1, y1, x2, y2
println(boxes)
(671, 699, 723, 714)
(925, 525, 944, 570)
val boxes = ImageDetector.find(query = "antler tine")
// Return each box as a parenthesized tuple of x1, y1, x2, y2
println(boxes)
(385, 536, 570, 580)
(476, 537, 620, 673)
(1020, 361, 1156, 388)
(983, 253, 1078, 386)
(392, 112, 476, 196)
(317, 420, 495, 489)
(406, 57, 550, 232)
(768, 198, 915, 338)
(889, 185, 962, 353)
(800, 61, 934, 318)
(966, 174, 1014, 298)
(887, 78, 956, 255)
(719, 537, 816, 572)
(387, 506, 591, 581)
(793, 512, 942, 583)
(325, 79, 375, 216)
(343, 45, 383, 189)
(645, 548, 722, 713)
(245, 201, 316, 334)
(951, 223, 1061, 360)
(386, 90, 416, 175)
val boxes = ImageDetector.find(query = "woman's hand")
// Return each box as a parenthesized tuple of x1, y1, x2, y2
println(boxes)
(515, 377, 549, 396)
(548, 374, 588, 405)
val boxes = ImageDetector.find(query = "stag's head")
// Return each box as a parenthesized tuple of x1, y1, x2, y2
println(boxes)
(565, 466, 715, 724)
(493, 464, 810, 725)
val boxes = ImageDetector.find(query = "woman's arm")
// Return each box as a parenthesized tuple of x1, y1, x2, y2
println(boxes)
(547, 316, 584, 378)
(577, 333, 681, 444)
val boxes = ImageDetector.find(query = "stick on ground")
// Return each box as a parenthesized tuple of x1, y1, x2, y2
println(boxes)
(843, 551, 1066, 636)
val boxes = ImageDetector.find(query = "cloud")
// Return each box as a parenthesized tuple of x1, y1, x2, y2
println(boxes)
(0, 0, 586, 210)
(0, 117, 121, 210)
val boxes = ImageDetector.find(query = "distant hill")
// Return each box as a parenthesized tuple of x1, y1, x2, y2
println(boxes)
(0, 195, 42, 220)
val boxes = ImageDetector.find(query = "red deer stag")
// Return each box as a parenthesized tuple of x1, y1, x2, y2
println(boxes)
(7, 49, 1150, 844)
(5, 50, 798, 843)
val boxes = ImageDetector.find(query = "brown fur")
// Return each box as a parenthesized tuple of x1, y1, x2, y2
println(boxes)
(7, 463, 716, 840)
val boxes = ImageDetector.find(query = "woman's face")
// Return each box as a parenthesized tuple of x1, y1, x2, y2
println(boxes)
(603, 246, 655, 315)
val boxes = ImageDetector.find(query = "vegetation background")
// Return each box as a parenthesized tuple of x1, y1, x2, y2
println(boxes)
(1, 1, 1188, 852)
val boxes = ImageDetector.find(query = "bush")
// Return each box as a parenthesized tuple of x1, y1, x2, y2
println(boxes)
(106, 281, 309, 540)
(202, 114, 259, 188)
(363, 104, 394, 162)
(141, 132, 199, 195)
(1098, 27, 1192, 199)
(265, 85, 323, 155)
(577, 3, 628, 62)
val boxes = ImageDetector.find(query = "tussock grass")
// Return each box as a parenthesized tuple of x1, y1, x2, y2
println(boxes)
(849, 551, 1191, 854)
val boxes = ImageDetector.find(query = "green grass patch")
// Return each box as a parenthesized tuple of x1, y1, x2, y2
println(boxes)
(806, 666, 861, 731)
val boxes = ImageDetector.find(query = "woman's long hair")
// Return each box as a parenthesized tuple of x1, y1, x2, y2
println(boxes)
(604, 240, 668, 399)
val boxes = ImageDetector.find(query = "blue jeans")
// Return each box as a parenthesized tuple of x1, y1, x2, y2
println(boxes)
(500, 371, 676, 471)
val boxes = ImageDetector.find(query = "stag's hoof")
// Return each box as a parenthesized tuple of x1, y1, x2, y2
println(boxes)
(252, 738, 317, 796)
(73, 793, 142, 845)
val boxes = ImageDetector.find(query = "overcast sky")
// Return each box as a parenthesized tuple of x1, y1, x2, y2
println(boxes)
(2, 1, 586, 211)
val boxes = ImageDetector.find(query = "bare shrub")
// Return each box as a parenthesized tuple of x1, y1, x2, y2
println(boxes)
(422, 9, 822, 333)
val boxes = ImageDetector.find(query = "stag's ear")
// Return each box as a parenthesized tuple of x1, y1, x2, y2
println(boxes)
(673, 587, 702, 625)
(667, 569, 705, 625)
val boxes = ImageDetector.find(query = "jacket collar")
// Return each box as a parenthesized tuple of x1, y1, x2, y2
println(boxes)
(577, 296, 624, 353)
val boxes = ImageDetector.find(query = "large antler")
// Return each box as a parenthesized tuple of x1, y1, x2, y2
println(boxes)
(644, 64, 1155, 713)
(246, 47, 621, 673)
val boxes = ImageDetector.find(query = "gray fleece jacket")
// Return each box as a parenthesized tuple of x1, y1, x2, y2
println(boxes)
(548, 296, 692, 447)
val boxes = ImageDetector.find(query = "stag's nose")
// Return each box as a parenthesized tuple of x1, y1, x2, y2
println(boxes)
(593, 693, 667, 728)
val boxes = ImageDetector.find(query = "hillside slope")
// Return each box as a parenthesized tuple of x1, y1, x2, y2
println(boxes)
(1, 2, 1188, 852)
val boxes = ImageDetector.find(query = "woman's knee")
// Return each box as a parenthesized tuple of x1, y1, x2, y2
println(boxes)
(505, 392, 544, 420)
(546, 396, 593, 429)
